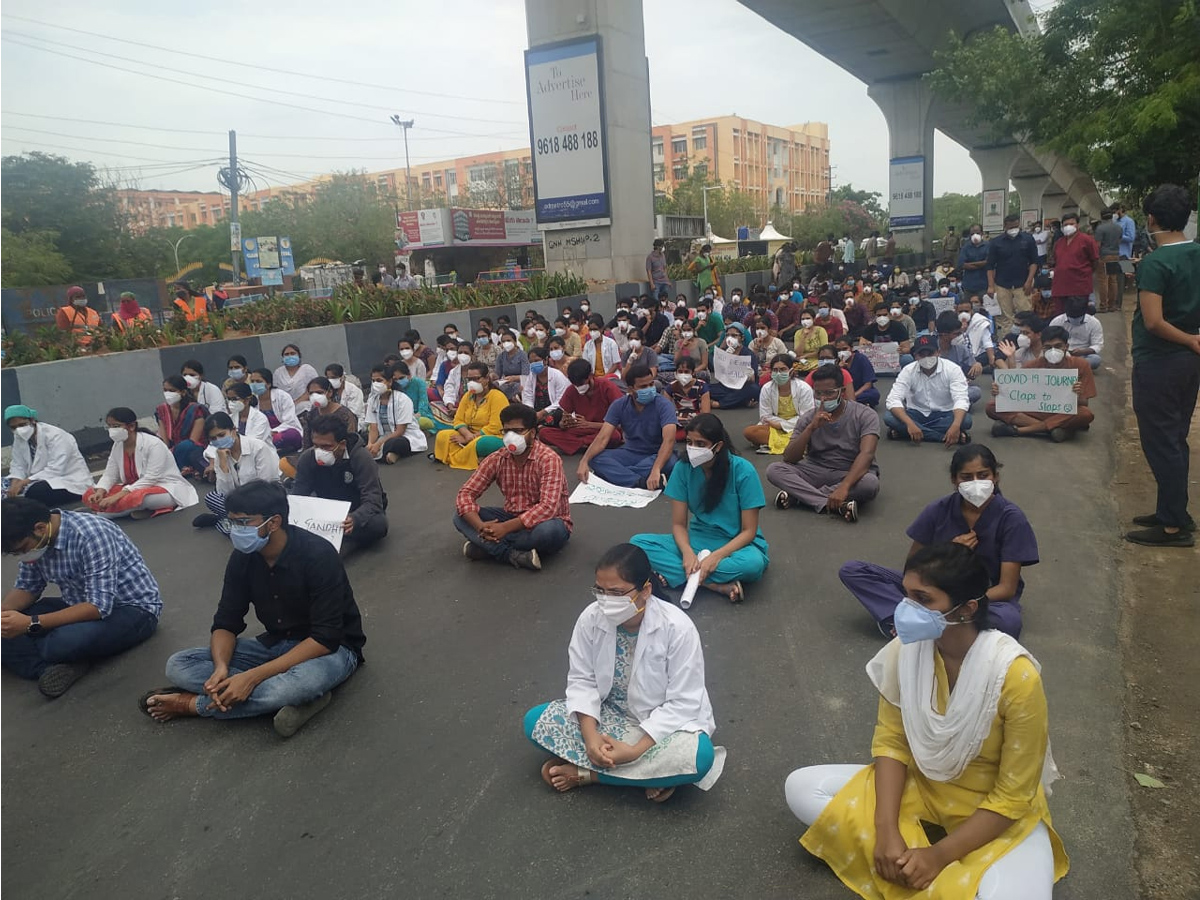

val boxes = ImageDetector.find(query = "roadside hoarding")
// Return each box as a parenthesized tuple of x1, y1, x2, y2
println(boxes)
(888, 156, 925, 228)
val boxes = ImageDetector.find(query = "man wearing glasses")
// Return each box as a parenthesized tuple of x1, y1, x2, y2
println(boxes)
(765, 364, 882, 523)
(454, 403, 572, 572)
(1, 496, 162, 698)
(141, 481, 365, 738)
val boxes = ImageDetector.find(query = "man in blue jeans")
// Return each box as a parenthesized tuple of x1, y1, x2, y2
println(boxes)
(883, 335, 972, 446)
(455, 403, 572, 571)
(142, 481, 365, 737)
(2, 497, 162, 698)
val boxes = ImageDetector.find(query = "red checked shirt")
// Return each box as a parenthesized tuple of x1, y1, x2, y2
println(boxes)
(454, 438, 573, 532)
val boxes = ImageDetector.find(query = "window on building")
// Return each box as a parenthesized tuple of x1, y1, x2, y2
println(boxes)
(695, 162, 708, 178)
(691, 127, 707, 151)
(671, 137, 687, 155)
(672, 164, 687, 180)
(653, 163, 666, 182)
(652, 138, 664, 159)
(422, 173, 432, 189)
(468, 164, 495, 184)
(434, 174, 443, 188)
(446, 169, 457, 186)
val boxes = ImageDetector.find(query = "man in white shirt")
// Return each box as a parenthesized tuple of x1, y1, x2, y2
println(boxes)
(952, 296, 997, 368)
(1032, 223, 1049, 266)
(1049, 296, 1103, 370)
(883, 335, 972, 446)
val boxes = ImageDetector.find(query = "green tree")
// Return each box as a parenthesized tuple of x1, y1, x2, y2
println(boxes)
(790, 201, 881, 252)
(932, 193, 983, 236)
(0, 228, 72, 287)
(656, 166, 763, 238)
(928, 0, 1200, 195)
(830, 184, 886, 221)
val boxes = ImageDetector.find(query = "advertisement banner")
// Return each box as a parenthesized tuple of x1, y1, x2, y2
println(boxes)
(397, 209, 449, 248)
(1020, 208, 1041, 231)
(399, 208, 539, 247)
(982, 189, 1006, 233)
(525, 36, 610, 225)
(279, 237, 295, 275)
(889, 156, 925, 228)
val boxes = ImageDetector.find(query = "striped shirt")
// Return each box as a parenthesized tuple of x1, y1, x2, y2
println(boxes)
(14, 510, 162, 619)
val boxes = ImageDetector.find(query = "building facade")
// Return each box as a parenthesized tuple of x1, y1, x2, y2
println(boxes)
(118, 189, 270, 233)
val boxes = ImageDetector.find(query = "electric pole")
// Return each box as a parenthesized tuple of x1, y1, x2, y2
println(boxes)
(228, 130, 240, 284)
(390, 115, 415, 210)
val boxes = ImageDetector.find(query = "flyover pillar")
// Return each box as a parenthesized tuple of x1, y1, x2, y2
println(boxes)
(970, 144, 1020, 233)
(524, 0, 654, 283)
(868, 78, 935, 259)
(1012, 173, 1052, 224)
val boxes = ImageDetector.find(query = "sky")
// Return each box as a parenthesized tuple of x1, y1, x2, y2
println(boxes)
(0, 0, 993, 203)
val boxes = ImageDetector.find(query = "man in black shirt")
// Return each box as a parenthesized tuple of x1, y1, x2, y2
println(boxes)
(141, 482, 365, 737)
(855, 302, 914, 365)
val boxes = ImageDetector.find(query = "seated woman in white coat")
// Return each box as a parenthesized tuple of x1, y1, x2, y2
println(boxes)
(192, 412, 281, 535)
(784, 542, 1069, 899)
(3, 404, 93, 506)
(520, 345, 571, 425)
(223, 382, 274, 444)
(84, 407, 199, 519)
(743, 354, 816, 454)
(523, 543, 725, 803)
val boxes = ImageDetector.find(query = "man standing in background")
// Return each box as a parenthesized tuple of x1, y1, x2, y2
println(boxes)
(645, 238, 670, 298)
(941, 225, 961, 266)
(1115, 204, 1137, 259)
(1094, 208, 1124, 312)
(1050, 213, 1100, 319)
(985, 213, 1038, 333)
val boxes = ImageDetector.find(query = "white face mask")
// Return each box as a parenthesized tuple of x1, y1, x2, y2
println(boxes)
(958, 478, 995, 508)
(228, 400, 245, 415)
(467, 380, 484, 394)
(676, 373, 694, 386)
(399, 349, 414, 360)
(837, 349, 851, 361)
(370, 381, 388, 395)
(1006, 228, 1020, 238)
(457, 353, 472, 366)
(1016, 334, 1031, 349)
(875, 316, 890, 328)
(310, 393, 329, 408)
(549, 349, 564, 360)
(328, 377, 343, 389)
(970, 233, 983, 245)
(501, 341, 516, 352)
(697, 311, 707, 321)
(14, 424, 35, 441)
(629, 339, 642, 350)
(1044, 347, 1066, 365)
(313, 447, 338, 466)
(756, 328, 769, 338)
(163, 391, 182, 405)
(918, 355, 939, 371)
(108, 426, 129, 443)
(588, 330, 602, 342)
(681, 330, 694, 340)
(618, 321, 630, 332)
(686, 444, 715, 467)
(183, 374, 200, 388)
(596, 594, 641, 625)
(958, 311, 971, 323)
(535, 330, 547, 340)
(575, 382, 591, 395)
(502, 431, 527, 454)
(1062, 224, 1077, 237)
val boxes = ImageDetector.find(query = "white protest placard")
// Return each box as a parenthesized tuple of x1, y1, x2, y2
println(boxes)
(570, 473, 661, 508)
(861, 341, 901, 375)
(929, 295, 957, 316)
(287, 495, 351, 551)
(982, 294, 1003, 318)
(713, 347, 752, 389)
(994, 368, 1077, 415)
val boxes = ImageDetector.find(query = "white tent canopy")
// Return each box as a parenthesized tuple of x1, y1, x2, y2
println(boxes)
(759, 221, 792, 241)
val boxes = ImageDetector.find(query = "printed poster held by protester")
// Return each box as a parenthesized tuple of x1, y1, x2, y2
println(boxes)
(861, 341, 901, 375)
(713, 347, 753, 390)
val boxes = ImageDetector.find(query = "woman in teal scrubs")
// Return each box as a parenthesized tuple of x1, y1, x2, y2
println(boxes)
(631, 414, 769, 604)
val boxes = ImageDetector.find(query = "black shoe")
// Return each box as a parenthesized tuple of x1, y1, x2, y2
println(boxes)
(1131, 514, 1196, 532)
(885, 428, 902, 441)
(991, 422, 1020, 438)
(1124, 526, 1195, 548)
(192, 513, 220, 528)
(509, 549, 542, 571)
(958, 430, 971, 444)
(273, 692, 332, 738)
(38, 661, 91, 699)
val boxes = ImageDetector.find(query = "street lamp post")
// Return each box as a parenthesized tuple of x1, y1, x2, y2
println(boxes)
(390, 115, 415, 210)
(701, 185, 722, 238)
(168, 234, 193, 273)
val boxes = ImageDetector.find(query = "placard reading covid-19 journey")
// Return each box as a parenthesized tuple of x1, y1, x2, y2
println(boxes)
(525, 36, 610, 227)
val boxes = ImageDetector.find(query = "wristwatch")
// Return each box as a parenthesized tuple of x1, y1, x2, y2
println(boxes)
(27, 615, 43, 636)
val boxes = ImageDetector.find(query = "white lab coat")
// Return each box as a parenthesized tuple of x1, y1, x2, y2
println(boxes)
(236, 406, 273, 444)
(520, 367, 570, 411)
(96, 432, 199, 509)
(262, 388, 302, 435)
(442, 365, 465, 408)
(335, 379, 366, 420)
(194, 380, 227, 415)
(202, 434, 281, 495)
(757, 378, 816, 430)
(8, 422, 93, 495)
(565, 597, 715, 743)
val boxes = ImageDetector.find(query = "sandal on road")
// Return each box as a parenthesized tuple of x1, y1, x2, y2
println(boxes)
(646, 786, 677, 803)
(541, 759, 594, 792)
(139, 686, 188, 717)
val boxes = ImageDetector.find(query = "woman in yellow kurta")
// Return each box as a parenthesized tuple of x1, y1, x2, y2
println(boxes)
(785, 542, 1069, 899)
(432, 362, 506, 469)
(792, 310, 829, 373)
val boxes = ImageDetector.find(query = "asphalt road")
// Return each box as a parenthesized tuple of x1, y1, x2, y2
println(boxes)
(2, 356, 1135, 899)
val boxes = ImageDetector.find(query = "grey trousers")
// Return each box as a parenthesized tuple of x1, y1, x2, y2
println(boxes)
(765, 459, 880, 512)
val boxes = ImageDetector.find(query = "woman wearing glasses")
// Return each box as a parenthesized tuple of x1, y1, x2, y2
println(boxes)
(523, 543, 726, 803)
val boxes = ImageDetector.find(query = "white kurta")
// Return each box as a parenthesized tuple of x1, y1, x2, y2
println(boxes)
(96, 432, 199, 509)
(203, 434, 281, 495)
(8, 423, 93, 495)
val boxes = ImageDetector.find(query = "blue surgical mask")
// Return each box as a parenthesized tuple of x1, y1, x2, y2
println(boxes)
(635, 386, 658, 405)
(282, 354, 300, 367)
(894, 597, 962, 644)
(249, 382, 267, 396)
(230, 518, 273, 554)
(529, 361, 546, 375)
(228, 368, 245, 381)
(394, 377, 410, 389)
(821, 398, 841, 412)
(211, 435, 235, 450)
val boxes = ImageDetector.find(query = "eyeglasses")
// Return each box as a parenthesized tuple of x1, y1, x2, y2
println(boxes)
(813, 388, 843, 400)
(590, 583, 642, 601)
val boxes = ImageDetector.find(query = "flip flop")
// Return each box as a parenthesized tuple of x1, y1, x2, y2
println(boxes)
(139, 686, 188, 717)
(727, 581, 745, 604)
(647, 786, 677, 803)
(540, 759, 593, 791)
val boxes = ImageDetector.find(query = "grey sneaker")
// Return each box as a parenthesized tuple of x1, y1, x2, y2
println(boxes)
(38, 661, 92, 699)
(509, 548, 542, 571)
(273, 692, 333, 738)
(1049, 427, 1074, 443)
(462, 540, 489, 561)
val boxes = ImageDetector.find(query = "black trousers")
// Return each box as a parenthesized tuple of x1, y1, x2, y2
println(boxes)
(22, 481, 82, 507)
(1132, 351, 1200, 527)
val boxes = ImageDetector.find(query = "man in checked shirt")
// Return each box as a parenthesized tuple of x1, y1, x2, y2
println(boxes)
(454, 403, 573, 572)
(1, 497, 162, 698)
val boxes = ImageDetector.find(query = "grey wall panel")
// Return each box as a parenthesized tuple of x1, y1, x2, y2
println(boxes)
(514, 299, 560, 324)
(344, 317, 409, 380)
(1, 366, 21, 447)
(258, 327, 351, 378)
(159, 336, 264, 384)
(470, 305, 516, 333)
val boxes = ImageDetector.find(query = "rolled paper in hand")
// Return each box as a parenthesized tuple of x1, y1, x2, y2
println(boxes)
(679, 549, 712, 610)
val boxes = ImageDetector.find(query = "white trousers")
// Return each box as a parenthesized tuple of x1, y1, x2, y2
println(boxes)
(784, 764, 1056, 900)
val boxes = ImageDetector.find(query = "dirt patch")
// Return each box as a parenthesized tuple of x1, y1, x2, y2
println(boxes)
(1112, 334, 1200, 899)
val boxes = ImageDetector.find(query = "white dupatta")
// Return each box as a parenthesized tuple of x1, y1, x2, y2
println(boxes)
(866, 631, 1060, 795)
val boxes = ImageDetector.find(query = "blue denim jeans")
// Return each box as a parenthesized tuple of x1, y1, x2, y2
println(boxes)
(453, 507, 570, 563)
(164, 637, 358, 719)
(1, 598, 159, 680)
(883, 408, 973, 441)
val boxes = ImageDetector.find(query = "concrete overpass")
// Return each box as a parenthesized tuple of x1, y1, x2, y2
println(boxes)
(738, 0, 1108, 251)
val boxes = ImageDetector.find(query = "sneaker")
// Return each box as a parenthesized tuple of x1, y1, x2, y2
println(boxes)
(38, 661, 91, 699)
(462, 540, 489, 561)
(754, 445, 772, 455)
(273, 692, 333, 738)
(840, 500, 859, 523)
(991, 422, 1020, 438)
(774, 490, 791, 510)
(1132, 514, 1196, 532)
(885, 428, 902, 441)
(1124, 526, 1195, 548)
(192, 513, 220, 528)
(1049, 427, 1074, 443)
(509, 548, 542, 571)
